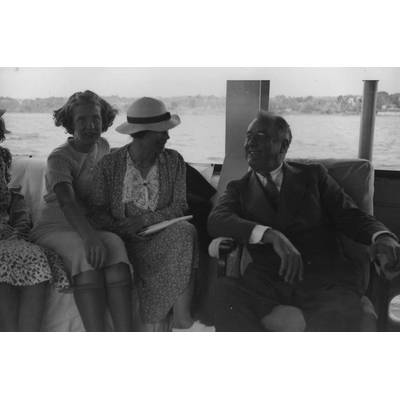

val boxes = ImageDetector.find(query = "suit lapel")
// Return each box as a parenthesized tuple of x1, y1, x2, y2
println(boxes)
(278, 162, 309, 229)
(242, 171, 278, 226)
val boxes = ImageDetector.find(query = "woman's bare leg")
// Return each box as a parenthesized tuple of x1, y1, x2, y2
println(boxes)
(73, 270, 106, 332)
(104, 263, 133, 332)
(173, 275, 195, 329)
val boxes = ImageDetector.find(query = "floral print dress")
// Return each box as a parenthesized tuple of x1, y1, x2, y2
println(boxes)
(89, 147, 198, 323)
(0, 146, 69, 290)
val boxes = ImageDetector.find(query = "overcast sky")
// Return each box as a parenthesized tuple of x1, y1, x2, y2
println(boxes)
(1, 67, 399, 98)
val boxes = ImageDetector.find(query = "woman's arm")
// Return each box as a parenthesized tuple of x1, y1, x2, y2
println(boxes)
(54, 182, 106, 269)
(46, 152, 106, 268)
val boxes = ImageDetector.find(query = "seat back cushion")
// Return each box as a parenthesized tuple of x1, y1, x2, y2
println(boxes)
(9, 156, 47, 225)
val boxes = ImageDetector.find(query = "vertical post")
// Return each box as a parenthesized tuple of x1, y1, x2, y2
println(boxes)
(225, 81, 261, 158)
(259, 80, 270, 111)
(359, 80, 378, 160)
(225, 80, 270, 158)
(217, 80, 270, 197)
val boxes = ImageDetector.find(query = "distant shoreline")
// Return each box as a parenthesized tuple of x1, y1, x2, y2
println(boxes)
(5, 111, 400, 117)
(2, 92, 400, 115)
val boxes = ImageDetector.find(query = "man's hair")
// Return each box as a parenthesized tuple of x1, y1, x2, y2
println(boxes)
(53, 90, 118, 135)
(256, 111, 292, 145)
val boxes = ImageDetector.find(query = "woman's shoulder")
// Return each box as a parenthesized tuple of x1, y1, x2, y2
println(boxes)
(46, 141, 76, 169)
(97, 144, 128, 167)
(97, 137, 110, 153)
(162, 148, 184, 163)
(47, 140, 70, 159)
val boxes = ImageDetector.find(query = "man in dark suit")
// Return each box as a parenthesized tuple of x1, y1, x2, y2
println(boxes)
(208, 111, 400, 331)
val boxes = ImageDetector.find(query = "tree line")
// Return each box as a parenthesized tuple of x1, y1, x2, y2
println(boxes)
(1, 92, 399, 114)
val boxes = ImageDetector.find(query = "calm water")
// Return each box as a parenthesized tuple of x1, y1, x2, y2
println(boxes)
(3, 112, 400, 169)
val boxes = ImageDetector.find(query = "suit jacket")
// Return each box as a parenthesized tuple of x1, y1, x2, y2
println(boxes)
(208, 161, 389, 289)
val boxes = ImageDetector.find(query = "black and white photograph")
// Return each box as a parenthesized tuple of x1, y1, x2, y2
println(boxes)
(1, 67, 399, 333)
(2, 1, 400, 399)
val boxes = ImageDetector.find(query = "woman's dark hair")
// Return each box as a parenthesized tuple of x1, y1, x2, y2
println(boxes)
(130, 131, 149, 139)
(0, 118, 6, 143)
(53, 90, 118, 135)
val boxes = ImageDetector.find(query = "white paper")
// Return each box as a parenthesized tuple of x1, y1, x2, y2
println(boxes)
(138, 215, 193, 236)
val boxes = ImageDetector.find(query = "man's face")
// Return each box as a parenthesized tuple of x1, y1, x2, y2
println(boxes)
(244, 118, 286, 173)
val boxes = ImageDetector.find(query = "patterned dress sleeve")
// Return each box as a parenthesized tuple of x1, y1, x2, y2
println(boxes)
(8, 191, 31, 236)
(140, 151, 188, 227)
(87, 154, 120, 232)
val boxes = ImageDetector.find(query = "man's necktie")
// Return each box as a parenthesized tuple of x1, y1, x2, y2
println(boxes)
(264, 173, 280, 209)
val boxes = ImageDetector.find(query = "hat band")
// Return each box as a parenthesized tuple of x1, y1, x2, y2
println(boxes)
(127, 112, 171, 124)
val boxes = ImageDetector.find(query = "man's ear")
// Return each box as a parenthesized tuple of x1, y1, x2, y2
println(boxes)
(280, 139, 290, 154)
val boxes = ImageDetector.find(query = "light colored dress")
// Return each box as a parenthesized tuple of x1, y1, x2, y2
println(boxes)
(89, 146, 198, 323)
(30, 137, 131, 279)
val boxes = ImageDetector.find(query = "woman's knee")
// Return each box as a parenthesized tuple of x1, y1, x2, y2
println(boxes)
(172, 221, 197, 239)
(104, 263, 132, 287)
(73, 270, 105, 289)
(261, 305, 306, 332)
(98, 230, 126, 249)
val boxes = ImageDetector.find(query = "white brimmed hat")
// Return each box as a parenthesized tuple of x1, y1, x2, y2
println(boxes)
(116, 97, 181, 135)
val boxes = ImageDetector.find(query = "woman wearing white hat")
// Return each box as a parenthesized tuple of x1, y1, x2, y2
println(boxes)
(89, 97, 197, 330)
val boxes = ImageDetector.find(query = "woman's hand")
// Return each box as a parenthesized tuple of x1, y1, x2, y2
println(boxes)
(117, 216, 147, 237)
(83, 234, 107, 270)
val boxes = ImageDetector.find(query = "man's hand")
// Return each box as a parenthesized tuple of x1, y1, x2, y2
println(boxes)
(372, 234, 400, 280)
(262, 229, 303, 284)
